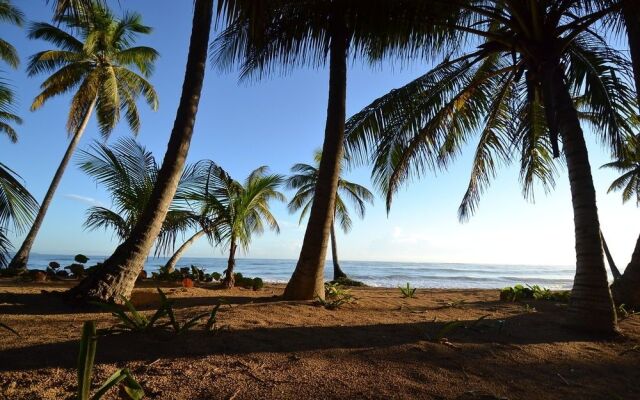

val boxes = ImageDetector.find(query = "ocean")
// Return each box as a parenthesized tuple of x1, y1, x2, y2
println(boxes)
(27, 253, 577, 290)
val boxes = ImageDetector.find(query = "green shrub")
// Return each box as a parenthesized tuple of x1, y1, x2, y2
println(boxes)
(77, 321, 144, 400)
(252, 277, 264, 290)
(75, 254, 89, 264)
(316, 282, 354, 310)
(399, 282, 417, 298)
(500, 284, 570, 303)
(211, 272, 222, 281)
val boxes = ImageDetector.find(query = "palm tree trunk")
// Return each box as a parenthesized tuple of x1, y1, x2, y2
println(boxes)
(542, 62, 617, 334)
(8, 98, 97, 271)
(330, 219, 347, 280)
(283, 12, 348, 300)
(164, 230, 205, 273)
(223, 238, 237, 288)
(611, 232, 640, 308)
(66, 0, 214, 303)
(623, 0, 640, 104)
(600, 230, 622, 281)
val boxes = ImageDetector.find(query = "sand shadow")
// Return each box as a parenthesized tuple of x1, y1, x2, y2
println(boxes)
(0, 311, 622, 372)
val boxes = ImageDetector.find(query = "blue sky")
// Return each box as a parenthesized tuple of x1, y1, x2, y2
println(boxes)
(1, 1, 639, 268)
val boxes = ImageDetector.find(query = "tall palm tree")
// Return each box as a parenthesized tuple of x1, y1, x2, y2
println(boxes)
(214, 0, 458, 300)
(602, 148, 640, 308)
(78, 138, 203, 255)
(0, 0, 38, 267)
(346, 1, 637, 334)
(68, 0, 223, 303)
(287, 150, 373, 280)
(8, 3, 159, 271)
(184, 162, 285, 288)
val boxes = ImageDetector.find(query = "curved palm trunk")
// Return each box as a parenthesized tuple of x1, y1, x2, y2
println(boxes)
(330, 220, 347, 280)
(283, 14, 348, 300)
(611, 233, 640, 308)
(222, 238, 237, 288)
(600, 230, 622, 281)
(66, 0, 214, 303)
(164, 230, 205, 273)
(8, 98, 97, 271)
(542, 63, 617, 334)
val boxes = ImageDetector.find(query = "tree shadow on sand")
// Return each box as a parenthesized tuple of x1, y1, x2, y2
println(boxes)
(1, 309, 634, 372)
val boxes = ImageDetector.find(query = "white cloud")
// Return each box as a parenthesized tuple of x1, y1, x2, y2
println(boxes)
(64, 194, 105, 207)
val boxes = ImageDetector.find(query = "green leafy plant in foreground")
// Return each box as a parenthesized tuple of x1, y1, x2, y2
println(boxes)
(77, 321, 144, 400)
(399, 282, 417, 298)
(96, 288, 219, 335)
(316, 282, 355, 310)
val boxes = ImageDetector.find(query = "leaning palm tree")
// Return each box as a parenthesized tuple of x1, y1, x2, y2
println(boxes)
(78, 138, 203, 256)
(8, 3, 159, 271)
(287, 150, 373, 280)
(67, 0, 216, 303)
(185, 162, 285, 288)
(346, 1, 638, 334)
(214, 0, 459, 300)
(602, 147, 640, 308)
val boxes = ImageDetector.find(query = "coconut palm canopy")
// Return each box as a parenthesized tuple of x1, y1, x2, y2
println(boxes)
(0, 0, 24, 143)
(78, 138, 205, 255)
(287, 150, 373, 234)
(27, 3, 159, 137)
(346, 0, 639, 218)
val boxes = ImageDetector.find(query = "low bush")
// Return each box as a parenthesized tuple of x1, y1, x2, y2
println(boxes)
(500, 284, 570, 303)
(331, 277, 366, 287)
(316, 282, 355, 310)
(399, 282, 417, 298)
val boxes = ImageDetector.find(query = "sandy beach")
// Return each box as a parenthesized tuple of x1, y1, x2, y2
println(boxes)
(0, 280, 638, 399)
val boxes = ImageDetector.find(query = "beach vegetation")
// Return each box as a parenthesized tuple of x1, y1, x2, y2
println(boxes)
(316, 282, 354, 310)
(500, 284, 570, 303)
(77, 321, 144, 400)
(399, 282, 417, 298)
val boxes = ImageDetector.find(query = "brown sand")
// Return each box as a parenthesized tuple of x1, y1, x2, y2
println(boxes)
(0, 280, 639, 400)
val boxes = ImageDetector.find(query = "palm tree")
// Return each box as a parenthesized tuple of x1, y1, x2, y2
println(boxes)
(184, 162, 285, 288)
(78, 138, 203, 256)
(0, 1, 38, 267)
(0, 0, 24, 143)
(286, 150, 373, 280)
(0, 165, 38, 268)
(214, 0, 458, 300)
(8, 3, 159, 271)
(346, 1, 638, 334)
(67, 0, 216, 303)
(602, 148, 640, 308)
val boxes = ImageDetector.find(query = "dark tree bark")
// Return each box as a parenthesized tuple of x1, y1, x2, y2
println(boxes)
(330, 219, 347, 280)
(9, 98, 97, 272)
(222, 238, 237, 288)
(164, 230, 205, 273)
(283, 12, 348, 300)
(66, 0, 214, 303)
(611, 233, 640, 308)
(541, 61, 618, 334)
(600, 230, 622, 281)
(622, 0, 640, 105)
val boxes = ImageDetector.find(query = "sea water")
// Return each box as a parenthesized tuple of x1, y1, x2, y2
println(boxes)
(26, 253, 576, 289)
